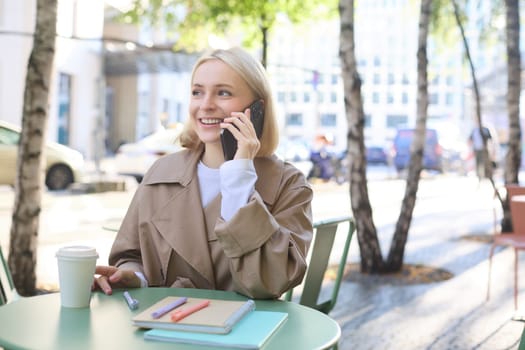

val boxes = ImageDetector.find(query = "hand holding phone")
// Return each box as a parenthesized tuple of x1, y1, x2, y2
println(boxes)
(220, 100, 265, 161)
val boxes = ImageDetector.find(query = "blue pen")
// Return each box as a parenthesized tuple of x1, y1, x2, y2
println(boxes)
(123, 291, 139, 310)
(151, 297, 188, 319)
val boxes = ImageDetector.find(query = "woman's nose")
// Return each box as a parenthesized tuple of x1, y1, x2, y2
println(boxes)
(201, 95, 216, 110)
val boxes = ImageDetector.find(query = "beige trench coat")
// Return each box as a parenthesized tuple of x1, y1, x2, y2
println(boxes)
(109, 147, 313, 299)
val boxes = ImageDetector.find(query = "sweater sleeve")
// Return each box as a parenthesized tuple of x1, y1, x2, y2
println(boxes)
(220, 159, 257, 221)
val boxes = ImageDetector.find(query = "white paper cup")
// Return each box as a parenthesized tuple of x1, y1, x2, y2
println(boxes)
(56, 245, 99, 308)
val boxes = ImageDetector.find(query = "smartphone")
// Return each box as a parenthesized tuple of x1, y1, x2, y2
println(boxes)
(220, 99, 265, 161)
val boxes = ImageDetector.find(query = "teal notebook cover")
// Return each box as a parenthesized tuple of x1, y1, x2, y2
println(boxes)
(144, 310, 288, 349)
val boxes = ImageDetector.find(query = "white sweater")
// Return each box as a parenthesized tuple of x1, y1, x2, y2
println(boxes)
(197, 158, 257, 221)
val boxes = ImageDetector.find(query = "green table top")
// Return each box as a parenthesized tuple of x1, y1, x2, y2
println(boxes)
(0, 287, 340, 350)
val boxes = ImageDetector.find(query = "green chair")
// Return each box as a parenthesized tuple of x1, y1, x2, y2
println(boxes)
(284, 215, 355, 315)
(519, 326, 525, 350)
(0, 246, 17, 305)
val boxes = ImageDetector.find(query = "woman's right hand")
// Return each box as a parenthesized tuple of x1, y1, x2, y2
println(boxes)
(93, 265, 142, 295)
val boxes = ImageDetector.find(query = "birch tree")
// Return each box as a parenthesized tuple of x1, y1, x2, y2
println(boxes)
(502, 0, 522, 231)
(339, 0, 432, 273)
(8, 0, 58, 296)
(338, 0, 383, 272)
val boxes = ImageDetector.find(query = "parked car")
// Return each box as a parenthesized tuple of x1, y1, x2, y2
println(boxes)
(276, 137, 313, 177)
(366, 146, 388, 165)
(114, 124, 184, 183)
(392, 128, 443, 173)
(0, 120, 85, 190)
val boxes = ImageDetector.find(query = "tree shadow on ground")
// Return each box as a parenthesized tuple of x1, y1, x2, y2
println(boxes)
(328, 263, 454, 285)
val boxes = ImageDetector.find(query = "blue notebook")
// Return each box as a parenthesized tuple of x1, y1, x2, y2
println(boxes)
(144, 310, 288, 349)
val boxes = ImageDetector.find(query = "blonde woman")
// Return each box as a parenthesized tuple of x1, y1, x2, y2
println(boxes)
(94, 47, 313, 299)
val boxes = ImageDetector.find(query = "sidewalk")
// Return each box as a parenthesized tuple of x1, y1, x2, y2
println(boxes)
(327, 178, 524, 350)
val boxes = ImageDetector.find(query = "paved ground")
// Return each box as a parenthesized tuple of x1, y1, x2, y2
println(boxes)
(324, 178, 525, 350)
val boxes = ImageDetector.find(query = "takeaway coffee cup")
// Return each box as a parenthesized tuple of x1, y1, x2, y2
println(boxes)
(56, 245, 99, 308)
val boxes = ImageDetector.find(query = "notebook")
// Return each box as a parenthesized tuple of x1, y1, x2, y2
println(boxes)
(144, 310, 288, 349)
(132, 297, 255, 334)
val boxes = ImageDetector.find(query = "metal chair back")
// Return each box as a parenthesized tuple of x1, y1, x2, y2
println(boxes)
(284, 216, 355, 314)
(0, 246, 17, 305)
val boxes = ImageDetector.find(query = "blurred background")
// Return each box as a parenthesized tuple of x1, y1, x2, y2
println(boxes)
(0, 0, 521, 191)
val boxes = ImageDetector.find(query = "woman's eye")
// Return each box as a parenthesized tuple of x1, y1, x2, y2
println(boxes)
(218, 90, 232, 97)
(191, 90, 202, 96)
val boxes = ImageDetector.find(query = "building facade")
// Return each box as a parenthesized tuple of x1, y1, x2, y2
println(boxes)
(267, 1, 468, 153)
(0, 0, 105, 160)
(1, 0, 523, 165)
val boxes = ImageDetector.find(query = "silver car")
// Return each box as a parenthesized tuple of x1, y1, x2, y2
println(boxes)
(114, 124, 184, 183)
(0, 120, 85, 190)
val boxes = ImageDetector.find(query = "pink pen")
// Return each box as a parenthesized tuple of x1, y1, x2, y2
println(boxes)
(170, 300, 210, 322)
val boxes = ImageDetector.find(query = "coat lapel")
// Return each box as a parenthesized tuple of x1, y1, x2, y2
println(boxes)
(151, 180, 216, 286)
(145, 147, 216, 286)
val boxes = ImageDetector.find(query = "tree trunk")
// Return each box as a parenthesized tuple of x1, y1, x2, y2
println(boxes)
(8, 0, 57, 296)
(385, 0, 432, 271)
(502, 0, 522, 231)
(339, 0, 384, 273)
(450, 0, 506, 225)
(260, 25, 268, 68)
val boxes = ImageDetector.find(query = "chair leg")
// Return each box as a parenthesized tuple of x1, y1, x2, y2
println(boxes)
(487, 243, 496, 301)
(515, 248, 519, 310)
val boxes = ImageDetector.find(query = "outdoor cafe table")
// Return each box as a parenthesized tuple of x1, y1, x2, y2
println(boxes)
(0, 287, 341, 350)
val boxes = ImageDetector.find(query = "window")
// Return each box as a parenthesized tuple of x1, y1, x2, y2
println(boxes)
(372, 92, 380, 104)
(137, 92, 150, 139)
(402, 73, 409, 85)
(176, 102, 183, 122)
(387, 93, 394, 104)
(429, 93, 438, 105)
(303, 92, 310, 103)
(364, 114, 372, 128)
(446, 93, 453, 105)
(57, 73, 72, 145)
(388, 73, 395, 85)
(290, 92, 297, 103)
(331, 74, 338, 85)
(386, 114, 408, 128)
(0, 125, 19, 145)
(0, 0, 4, 27)
(104, 87, 114, 148)
(286, 113, 303, 126)
(277, 91, 286, 103)
(330, 92, 337, 104)
(0, 64, 2, 112)
(320, 113, 337, 127)
(402, 92, 408, 104)
(373, 73, 381, 84)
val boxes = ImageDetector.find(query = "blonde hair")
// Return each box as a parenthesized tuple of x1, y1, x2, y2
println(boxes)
(179, 47, 279, 157)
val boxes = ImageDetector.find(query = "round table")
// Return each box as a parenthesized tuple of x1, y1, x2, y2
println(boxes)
(0, 287, 340, 350)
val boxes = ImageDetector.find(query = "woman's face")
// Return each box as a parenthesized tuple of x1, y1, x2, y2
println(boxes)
(190, 59, 255, 145)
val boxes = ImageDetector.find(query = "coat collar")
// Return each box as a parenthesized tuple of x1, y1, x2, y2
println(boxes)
(142, 147, 284, 206)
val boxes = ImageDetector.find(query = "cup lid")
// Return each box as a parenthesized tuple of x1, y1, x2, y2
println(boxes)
(56, 245, 99, 258)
